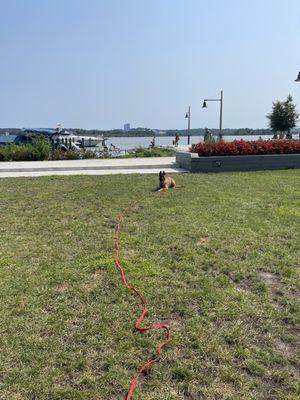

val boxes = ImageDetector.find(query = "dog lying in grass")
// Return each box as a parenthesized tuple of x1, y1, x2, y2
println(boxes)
(157, 170, 176, 191)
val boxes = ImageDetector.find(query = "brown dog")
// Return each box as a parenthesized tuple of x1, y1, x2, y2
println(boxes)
(158, 171, 176, 191)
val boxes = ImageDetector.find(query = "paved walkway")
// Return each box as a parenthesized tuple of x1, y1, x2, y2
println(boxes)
(0, 157, 188, 178)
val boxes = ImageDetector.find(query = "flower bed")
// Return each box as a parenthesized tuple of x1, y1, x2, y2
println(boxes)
(190, 140, 300, 157)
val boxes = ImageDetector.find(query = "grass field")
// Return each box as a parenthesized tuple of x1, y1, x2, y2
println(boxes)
(0, 171, 299, 400)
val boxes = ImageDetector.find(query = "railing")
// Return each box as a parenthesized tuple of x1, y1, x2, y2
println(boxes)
(50, 137, 95, 150)
(50, 137, 128, 159)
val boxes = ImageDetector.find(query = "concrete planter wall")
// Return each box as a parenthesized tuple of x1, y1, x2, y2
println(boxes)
(176, 151, 300, 172)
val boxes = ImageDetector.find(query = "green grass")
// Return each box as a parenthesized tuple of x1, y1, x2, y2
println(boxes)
(0, 171, 299, 399)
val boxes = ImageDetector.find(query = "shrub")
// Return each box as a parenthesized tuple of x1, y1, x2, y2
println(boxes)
(31, 137, 51, 160)
(63, 151, 81, 160)
(81, 150, 97, 159)
(52, 150, 81, 160)
(190, 140, 300, 157)
(123, 147, 176, 158)
(52, 149, 98, 160)
(0, 138, 50, 161)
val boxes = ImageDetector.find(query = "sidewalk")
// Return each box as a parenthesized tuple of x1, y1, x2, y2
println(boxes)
(0, 157, 188, 178)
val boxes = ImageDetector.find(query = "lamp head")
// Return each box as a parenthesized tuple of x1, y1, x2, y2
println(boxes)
(202, 100, 207, 108)
(295, 72, 300, 82)
(185, 112, 188, 118)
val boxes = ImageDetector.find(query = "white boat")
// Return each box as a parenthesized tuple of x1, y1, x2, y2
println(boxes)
(22, 127, 105, 149)
(53, 129, 103, 147)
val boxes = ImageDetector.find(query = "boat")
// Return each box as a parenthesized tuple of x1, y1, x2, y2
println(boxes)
(21, 127, 105, 149)
(0, 133, 30, 145)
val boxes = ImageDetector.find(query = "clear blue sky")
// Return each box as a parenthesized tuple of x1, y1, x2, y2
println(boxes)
(0, 0, 299, 130)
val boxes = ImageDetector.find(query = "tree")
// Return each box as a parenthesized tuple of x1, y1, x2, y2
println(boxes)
(267, 95, 299, 138)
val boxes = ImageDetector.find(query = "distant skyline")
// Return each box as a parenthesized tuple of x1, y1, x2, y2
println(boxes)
(0, 0, 299, 130)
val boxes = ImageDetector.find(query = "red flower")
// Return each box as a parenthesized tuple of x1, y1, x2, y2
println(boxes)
(190, 140, 300, 157)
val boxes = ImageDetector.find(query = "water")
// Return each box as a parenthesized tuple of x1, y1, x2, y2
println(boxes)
(105, 135, 299, 151)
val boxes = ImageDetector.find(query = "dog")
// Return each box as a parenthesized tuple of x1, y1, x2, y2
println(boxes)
(157, 171, 176, 191)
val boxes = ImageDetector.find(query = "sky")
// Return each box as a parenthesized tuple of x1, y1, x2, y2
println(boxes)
(0, 0, 299, 130)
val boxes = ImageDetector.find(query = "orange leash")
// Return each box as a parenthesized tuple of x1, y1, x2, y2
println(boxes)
(114, 209, 171, 399)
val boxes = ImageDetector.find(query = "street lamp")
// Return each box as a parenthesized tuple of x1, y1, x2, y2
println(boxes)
(202, 90, 223, 140)
(295, 73, 300, 140)
(185, 106, 191, 145)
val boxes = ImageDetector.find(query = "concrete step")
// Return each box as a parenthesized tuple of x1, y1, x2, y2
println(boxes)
(0, 166, 188, 178)
(0, 157, 190, 178)
(0, 162, 179, 173)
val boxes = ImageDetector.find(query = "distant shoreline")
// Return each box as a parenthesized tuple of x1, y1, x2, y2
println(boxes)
(1, 128, 299, 138)
(106, 132, 274, 138)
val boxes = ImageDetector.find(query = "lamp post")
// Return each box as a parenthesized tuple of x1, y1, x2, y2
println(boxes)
(202, 90, 223, 140)
(295, 73, 300, 140)
(185, 106, 191, 145)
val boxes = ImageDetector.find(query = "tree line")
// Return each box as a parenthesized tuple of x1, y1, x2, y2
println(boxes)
(0, 127, 285, 137)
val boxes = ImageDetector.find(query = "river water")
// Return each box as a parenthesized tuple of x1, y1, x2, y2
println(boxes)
(105, 134, 299, 151)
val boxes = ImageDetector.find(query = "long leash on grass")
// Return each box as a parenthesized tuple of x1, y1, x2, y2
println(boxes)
(114, 205, 171, 399)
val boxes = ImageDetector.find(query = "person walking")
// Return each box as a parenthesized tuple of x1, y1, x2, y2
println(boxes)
(150, 137, 155, 148)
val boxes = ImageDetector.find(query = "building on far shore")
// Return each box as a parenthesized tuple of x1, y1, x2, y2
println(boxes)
(124, 123, 131, 132)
